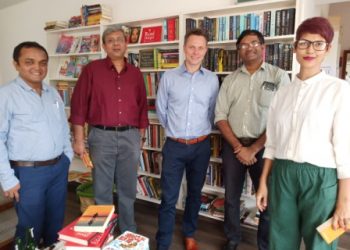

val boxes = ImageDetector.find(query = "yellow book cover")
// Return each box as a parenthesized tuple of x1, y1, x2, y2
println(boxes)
(74, 205, 115, 233)
(316, 218, 346, 244)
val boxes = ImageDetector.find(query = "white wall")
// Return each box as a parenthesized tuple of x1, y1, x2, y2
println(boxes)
(329, 1, 350, 51)
(0, 0, 232, 84)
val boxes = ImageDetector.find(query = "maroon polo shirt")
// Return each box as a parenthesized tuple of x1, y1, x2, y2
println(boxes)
(69, 57, 149, 128)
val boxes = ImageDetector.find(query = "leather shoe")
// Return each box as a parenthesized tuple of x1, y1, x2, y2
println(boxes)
(184, 237, 198, 250)
(223, 241, 238, 250)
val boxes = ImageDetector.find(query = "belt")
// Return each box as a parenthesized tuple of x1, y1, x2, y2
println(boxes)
(10, 154, 62, 167)
(238, 137, 257, 147)
(169, 135, 208, 145)
(93, 125, 136, 131)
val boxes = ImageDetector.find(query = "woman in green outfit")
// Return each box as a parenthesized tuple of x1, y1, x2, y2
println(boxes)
(256, 17, 350, 250)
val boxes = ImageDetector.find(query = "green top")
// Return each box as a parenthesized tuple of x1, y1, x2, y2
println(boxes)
(215, 62, 290, 138)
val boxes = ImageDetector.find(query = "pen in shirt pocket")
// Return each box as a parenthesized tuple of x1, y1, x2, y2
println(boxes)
(54, 100, 59, 109)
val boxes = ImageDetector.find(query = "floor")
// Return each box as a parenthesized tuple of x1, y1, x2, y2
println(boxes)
(1, 185, 350, 250)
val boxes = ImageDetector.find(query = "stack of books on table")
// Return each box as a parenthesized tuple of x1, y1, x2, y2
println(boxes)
(58, 205, 117, 250)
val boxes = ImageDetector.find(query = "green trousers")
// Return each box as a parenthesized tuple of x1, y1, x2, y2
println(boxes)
(268, 159, 338, 250)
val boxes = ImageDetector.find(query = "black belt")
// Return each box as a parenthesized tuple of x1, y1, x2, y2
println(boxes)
(10, 154, 62, 167)
(93, 125, 136, 131)
(238, 137, 257, 147)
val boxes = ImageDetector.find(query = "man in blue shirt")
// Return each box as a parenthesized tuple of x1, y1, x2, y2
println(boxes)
(156, 29, 219, 250)
(0, 42, 73, 246)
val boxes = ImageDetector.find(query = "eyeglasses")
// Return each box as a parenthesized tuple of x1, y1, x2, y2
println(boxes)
(105, 37, 126, 44)
(237, 41, 261, 50)
(295, 39, 328, 51)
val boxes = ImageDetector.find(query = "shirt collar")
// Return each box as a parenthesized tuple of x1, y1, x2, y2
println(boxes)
(240, 61, 266, 74)
(15, 76, 48, 92)
(180, 63, 205, 75)
(105, 57, 129, 73)
(295, 71, 325, 85)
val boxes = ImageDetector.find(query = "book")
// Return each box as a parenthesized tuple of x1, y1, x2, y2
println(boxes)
(56, 34, 74, 54)
(129, 26, 141, 44)
(59, 214, 117, 246)
(316, 218, 348, 244)
(140, 26, 162, 43)
(102, 231, 149, 250)
(65, 235, 114, 250)
(74, 205, 115, 232)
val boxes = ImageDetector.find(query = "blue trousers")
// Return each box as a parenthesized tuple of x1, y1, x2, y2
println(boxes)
(156, 137, 211, 250)
(222, 141, 269, 250)
(13, 154, 70, 246)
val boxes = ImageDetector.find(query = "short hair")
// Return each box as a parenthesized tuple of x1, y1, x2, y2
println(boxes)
(236, 30, 265, 48)
(13, 41, 48, 63)
(296, 17, 334, 43)
(184, 28, 208, 45)
(102, 26, 126, 44)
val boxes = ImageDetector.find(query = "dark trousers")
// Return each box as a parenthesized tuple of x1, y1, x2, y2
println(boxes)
(156, 137, 211, 250)
(222, 140, 269, 250)
(14, 154, 70, 246)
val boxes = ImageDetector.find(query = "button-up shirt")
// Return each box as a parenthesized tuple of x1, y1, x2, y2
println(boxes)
(156, 64, 219, 139)
(264, 71, 350, 179)
(70, 57, 149, 128)
(0, 77, 73, 191)
(215, 62, 290, 138)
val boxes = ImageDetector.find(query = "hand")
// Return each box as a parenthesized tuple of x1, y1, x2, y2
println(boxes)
(256, 182, 268, 212)
(236, 147, 257, 166)
(73, 140, 86, 158)
(332, 200, 350, 230)
(4, 183, 20, 202)
(140, 137, 146, 149)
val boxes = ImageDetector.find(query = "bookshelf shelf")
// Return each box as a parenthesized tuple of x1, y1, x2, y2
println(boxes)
(50, 77, 78, 82)
(136, 194, 161, 204)
(140, 68, 168, 73)
(202, 184, 225, 194)
(46, 24, 101, 34)
(210, 157, 223, 163)
(49, 52, 101, 57)
(128, 40, 179, 48)
(138, 170, 161, 179)
(142, 146, 162, 152)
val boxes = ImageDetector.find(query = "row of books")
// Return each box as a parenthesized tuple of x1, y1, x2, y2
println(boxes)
(186, 8, 295, 41)
(44, 20, 68, 30)
(210, 134, 222, 158)
(143, 72, 164, 97)
(81, 4, 112, 26)
(205, 162, 223, 188)
(203, 42, 293, 73)
(56, 34, 100, 54)
(56, 81, 74, 107)
(139, 150, 162, 175)
(57, 56, 92, 79)
(144, 124, 166, 149)
(138, 48, 179, 69)
(137, 175, 162, 200)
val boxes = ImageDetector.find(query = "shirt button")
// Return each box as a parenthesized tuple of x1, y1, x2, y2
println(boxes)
(119, 112, 122, 114)
(118, 99, 122, 102)
(118, 87, 121, 90)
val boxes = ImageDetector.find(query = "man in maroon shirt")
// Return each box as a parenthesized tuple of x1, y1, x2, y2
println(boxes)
(70, 27, 149, 233)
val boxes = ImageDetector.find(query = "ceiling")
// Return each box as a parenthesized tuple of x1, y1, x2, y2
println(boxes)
(0, 0, 29, 10)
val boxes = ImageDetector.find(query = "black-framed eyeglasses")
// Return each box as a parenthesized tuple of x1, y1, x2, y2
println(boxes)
(295, 39, 328, 51)
(237, 41, 261, 50)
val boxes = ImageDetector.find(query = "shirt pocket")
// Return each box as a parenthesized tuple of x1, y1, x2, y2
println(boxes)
(258, 89, 276, 108)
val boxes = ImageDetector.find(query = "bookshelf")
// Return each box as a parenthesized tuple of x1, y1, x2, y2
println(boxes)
(46, 0, 303, 228)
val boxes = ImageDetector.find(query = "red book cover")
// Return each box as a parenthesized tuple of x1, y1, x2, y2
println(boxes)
(59, 214, 117, 246)
(64, 234, 114, 250)
(167, 18, 176, 41)
(140, 26, 162, 43)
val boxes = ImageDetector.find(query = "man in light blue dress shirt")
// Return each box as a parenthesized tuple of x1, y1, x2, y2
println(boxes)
(156, 29, 219, 250)
(0, 42, 73, 247)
